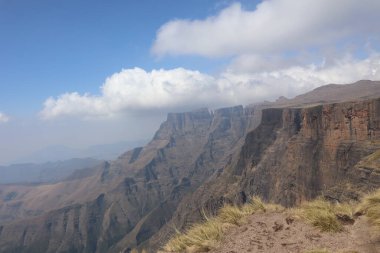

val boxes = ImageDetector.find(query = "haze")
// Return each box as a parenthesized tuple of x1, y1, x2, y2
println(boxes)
(1, 0, 380, 165)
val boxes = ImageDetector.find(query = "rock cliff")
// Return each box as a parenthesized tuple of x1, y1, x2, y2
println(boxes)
(148, 97, 380, 251)
(0, 106, 256, 253)
(0, 81, 379, 253)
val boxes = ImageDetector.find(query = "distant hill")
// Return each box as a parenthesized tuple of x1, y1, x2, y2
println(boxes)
(0, 158, 102, 184)
(12, 140, 147, 164)
(271, 80, 380, 107)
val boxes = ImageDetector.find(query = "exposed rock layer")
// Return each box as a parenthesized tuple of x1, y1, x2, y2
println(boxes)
(0, 81, 379, 252)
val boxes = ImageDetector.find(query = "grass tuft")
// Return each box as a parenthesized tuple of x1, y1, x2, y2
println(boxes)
(296, 199, 347, 232)
(163, 196, 276, 252)
(163, 217, 224, 252)
(356, 188, 380, 232)
(164, 188, 380, 252)
(304, 249, 329, 253)
(218, 205, 245, 225)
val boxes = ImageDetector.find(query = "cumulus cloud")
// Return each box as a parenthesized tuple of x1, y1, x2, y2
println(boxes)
(40, 54, 380, 119)
(0, 112, 9, 123)
(41, 68, 218, 119)
(222, 53, 380, 100)
(152, 0, 380, 57)
(41, 0, 380, 120)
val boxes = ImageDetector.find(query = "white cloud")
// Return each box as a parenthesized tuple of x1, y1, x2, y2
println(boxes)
(152, 0, 380, 57)
(40, 68, 219, 119)
(222, 53, 380, 101)
(0, 112, 9, 123)
(40, 54, 380, 119)
(41, 0, 380, 120)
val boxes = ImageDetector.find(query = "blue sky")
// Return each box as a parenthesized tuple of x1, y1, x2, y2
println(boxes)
(0, 0, 256, 115)
(0, 0, 379, 164)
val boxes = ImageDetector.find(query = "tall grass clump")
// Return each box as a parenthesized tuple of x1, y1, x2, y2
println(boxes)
(304, 249, 330, 253)
(357, 188, 380, 231)
(296, 198, 355, 232)
(163, 196, 278, 252)
(218, 205, 246, 225)
(163, 217, 224, 252)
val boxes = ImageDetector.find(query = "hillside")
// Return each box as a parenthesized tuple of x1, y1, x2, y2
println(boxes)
(147, 82, 380, 251)
(0, 81, 379, 253)
(161, 189, 380, 253)
(0, 158, 101, 184)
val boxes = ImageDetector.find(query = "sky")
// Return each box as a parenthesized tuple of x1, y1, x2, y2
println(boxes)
(0, 0, 380, 165)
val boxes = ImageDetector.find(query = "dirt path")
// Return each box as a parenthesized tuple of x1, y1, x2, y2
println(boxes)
(210, 212, 380, 253)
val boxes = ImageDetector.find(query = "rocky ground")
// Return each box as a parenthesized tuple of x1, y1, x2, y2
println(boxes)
(210, 212, 380, 253)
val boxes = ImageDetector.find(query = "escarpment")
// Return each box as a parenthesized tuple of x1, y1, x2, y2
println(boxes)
(147, 97, 380, 251)
(238, 99, 380, 206)
(0, 81, 379, 253)
(0, 106, 257, 253)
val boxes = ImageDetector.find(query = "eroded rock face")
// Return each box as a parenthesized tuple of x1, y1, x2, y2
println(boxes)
(0, 82, 379, 253)
(0, 106, 257, 253)
(239, 99, 380, 206)
(147, 98, 380, 251)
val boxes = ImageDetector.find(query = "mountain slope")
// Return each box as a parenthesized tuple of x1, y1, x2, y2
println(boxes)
(0, 106, 257, 253)
(0, 81, 379, 253)
(148, 82, 380, 250)
(0, 158, 101, 184)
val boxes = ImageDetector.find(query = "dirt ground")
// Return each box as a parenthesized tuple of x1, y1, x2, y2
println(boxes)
(210, 212, 380, 253)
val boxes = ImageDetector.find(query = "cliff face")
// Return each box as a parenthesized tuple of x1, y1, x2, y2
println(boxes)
(0, 106, 256, 253)
(0, 81, 379, 253)
(238, 99, 380, 206)
(146, 98, 380, 250)
(146, 97, 380, 250)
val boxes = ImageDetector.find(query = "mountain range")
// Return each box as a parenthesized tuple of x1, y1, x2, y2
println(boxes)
(0, 158, 102, 185)
(0, 80, 379, 253)
(12, 140, 147, 165)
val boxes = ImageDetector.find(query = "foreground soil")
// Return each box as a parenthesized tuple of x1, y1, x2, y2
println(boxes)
(210, 212, 380, 253)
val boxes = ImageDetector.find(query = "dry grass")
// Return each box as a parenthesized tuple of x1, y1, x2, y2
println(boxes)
(243, 196, 284, 214)
(130, 248, 148, 253)
(295, 198, 355, 232)
(357, 150, 380, 171)
(218, 205, 246, 225)
(304, 249, 329, 253)
(164, 189, 380, 252)
(163, 196, 279, 252)
(304, 249, 359, 253)
(163, 217, 224, 252)
(356, 188, 380, 232)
